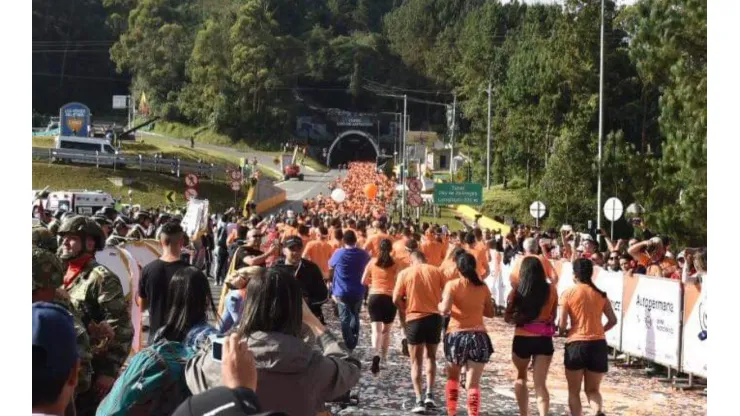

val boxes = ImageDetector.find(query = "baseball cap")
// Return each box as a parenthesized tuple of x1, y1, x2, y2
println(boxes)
(32, 247, 64, 291)
(284, 236, 304, 250)
(32, 302, 78, 381)
(172, 386, 287, 416)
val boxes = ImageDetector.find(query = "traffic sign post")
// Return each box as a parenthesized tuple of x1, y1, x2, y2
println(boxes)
(529, 200, 547, 227)
(165, 191, 176, 204)
(185, 173, 199, 188)
(603, 197, 624, 240)
(185, 188, 198, 201)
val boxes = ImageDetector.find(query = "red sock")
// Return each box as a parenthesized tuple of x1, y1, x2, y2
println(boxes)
(467, 387, 481, 416)
(445, 379, 459, 416)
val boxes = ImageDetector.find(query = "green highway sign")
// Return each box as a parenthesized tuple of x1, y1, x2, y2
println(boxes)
(433, 183, 483, 205)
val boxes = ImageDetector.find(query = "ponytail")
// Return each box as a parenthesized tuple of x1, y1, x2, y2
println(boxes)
(456, 252, 484, 286)
(376, 238, 395, 268)
(573, 258, 607, 298)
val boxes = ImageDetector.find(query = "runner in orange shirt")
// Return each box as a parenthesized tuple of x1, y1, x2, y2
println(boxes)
(464, 232, 490, 281)
(509, 238, 559, 289)
(559, 259, 618, 416)
(438, 252, 495, 416)
(505, 257, 559, 416)
(421, 227, 446, 267)
(362, 239, 400, 374)
(366, 222, 392, 258)
(302, 226, 335, 279)
(393, 251, 446, 413)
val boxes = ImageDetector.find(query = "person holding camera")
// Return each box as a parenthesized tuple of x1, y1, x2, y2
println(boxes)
(185, 267, 361, 416)
(627, 237, 678, 278)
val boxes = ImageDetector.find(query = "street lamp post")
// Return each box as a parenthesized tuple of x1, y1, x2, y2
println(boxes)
(597, 0, 605, 240)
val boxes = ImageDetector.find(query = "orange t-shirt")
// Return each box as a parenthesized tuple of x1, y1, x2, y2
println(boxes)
(511, 285, 559, 337)
(366, 233, 392, 258)
(509, 254, 558, 288)
(421, 240, 445, 267)
(439, 258, 461, 283)
(445, 278, 493, 333)
(465, 247, 489, 279)
(302, 239, 334, 278)
(560, 283, 607, 342)
(362, 259, 399, 296)
(393, 264, 446, 322)
(329, 239, 342, 251)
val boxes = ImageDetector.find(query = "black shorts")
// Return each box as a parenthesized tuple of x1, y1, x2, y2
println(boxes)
(406, 314, 442, 345)
(367, 294, 397, 323)
(512, 336, 554, 359)
(444, 331, 494, 365)
(564, 340, 609, 373)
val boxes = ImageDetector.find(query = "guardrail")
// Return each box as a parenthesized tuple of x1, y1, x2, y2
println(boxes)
(32, 147, 236, 181)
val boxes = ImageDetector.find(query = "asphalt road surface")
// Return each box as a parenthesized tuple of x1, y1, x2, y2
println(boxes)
(139, 131, 341, 214)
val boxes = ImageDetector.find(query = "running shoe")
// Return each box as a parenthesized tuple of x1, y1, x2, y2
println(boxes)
(371, 355, 381, 375)
(424, 393, 437, 409)
(411, 400, 426, 414)
(401, 338, 409, 357)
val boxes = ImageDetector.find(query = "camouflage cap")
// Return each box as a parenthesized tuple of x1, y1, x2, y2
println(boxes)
(32, 225, 58, 252)
(32, 247, 64, 291)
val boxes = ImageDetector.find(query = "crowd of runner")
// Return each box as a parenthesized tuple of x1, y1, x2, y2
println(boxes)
(32, 161, 707, 416)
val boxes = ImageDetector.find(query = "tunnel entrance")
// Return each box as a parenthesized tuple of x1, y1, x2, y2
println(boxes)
(326, 130, 379, 168)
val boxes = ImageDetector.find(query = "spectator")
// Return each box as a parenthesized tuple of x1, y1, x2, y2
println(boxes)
(275, 236, 329, 323)
(559, 259, 618, 416)
(438, 252, 495, 416)
(505, 257, 558, 416)
(606, 252, 622, 272)
(590, 252, 605, 267)
(139, 221, 190, 343)
(152, 267, 219, 351)
(619, 255, 634, 273)
(220, 266, 266, 333)
(33, 302, 80, 416)
(185, 267, 362, 416)
(627, 237, 678, 278)
(328, 230, 370, 351)
(362, 238, 400, 374)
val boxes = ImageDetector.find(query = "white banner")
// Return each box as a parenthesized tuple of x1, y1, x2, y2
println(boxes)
(621, 275, 682, 368)
(181, 199, 210, 240)
(681, 279, 707, 377)
(594, 270, 624, 350)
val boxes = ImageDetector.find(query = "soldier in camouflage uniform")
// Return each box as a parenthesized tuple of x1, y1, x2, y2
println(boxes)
(32, 224, 58, 252)
(57, 215, 133, 414)
(106, 215, 130, 246)
(32, 247, 93, 397)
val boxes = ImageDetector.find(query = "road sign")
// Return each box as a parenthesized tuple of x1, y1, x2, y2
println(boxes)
(230, 181, 242, 191)
(408, 192, 423, 208)
(112, 95, 128, 109)
(433, 183, 483, 205)
(185, 173, 199, 188)
(603, 197, 624, 222)
(407, 178, 422, 193)
(165, 191, 176, 204)
(230, 170, 243, 181)
(529, 201, 547, 219)
(604, 197, 624, 240)
(184, 188, 198, 201)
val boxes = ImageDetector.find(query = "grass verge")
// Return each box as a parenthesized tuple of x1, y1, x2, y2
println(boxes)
(32, 162, 241, 213)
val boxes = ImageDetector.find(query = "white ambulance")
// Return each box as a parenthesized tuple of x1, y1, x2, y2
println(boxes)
(47, 190, 115, 215)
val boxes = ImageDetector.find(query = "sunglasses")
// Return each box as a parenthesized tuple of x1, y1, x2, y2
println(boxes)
(609, 256, 619, 260)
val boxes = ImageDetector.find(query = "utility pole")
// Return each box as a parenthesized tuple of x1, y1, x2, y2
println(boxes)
(597, 0, 605, 239)
(402, 94, 407, 219)
(486, 81, 492, 189)
(449, 93, 456, 180)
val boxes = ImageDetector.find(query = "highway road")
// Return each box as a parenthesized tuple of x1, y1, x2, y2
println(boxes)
(139, 131, 340, 213)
